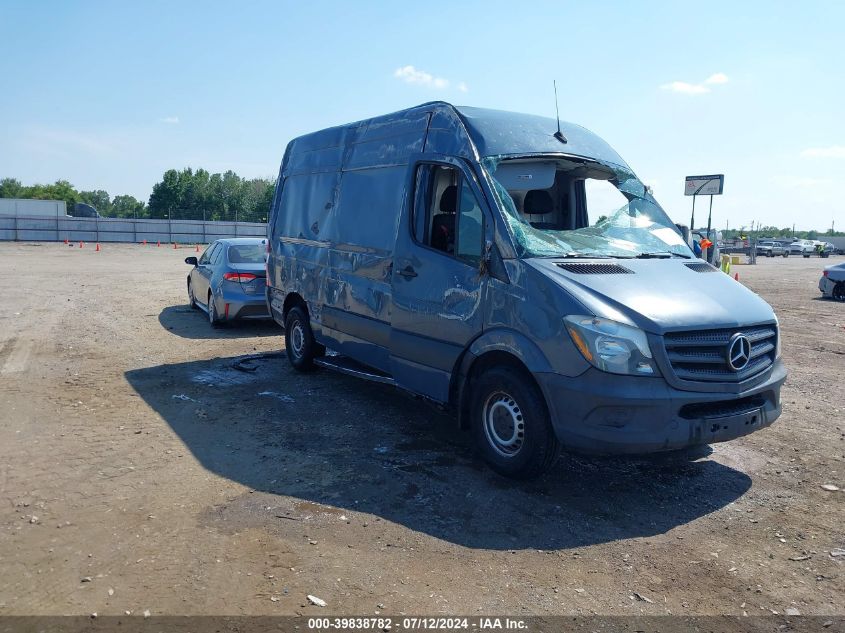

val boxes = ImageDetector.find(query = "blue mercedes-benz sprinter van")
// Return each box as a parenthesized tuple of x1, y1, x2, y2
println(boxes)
(266, 102, 786, 479)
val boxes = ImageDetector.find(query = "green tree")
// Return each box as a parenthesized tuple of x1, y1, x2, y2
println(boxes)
(148, 169, 182, 219)
(111, 195, 146, 218)
(0, 177, 24, 198)
(79, 189, 112, 216)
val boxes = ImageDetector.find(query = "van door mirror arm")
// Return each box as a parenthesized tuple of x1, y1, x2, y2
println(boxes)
(479, 240, 510, 283)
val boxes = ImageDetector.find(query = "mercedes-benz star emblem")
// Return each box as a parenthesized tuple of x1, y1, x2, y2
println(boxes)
(727, 333, 752, 371)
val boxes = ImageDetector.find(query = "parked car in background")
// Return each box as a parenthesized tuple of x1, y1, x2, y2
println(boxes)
(815, 242, 834, 258)
(185, 238, 270, 326)
(819, 262, 845, 301)
(789, 240, 815, 257)
(756, 240, 788, 257)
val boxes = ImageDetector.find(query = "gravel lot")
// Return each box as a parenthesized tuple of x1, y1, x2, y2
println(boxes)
(0, 242, 843, 617)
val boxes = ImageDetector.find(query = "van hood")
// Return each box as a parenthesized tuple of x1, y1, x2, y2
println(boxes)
(528, 258, 776, 334)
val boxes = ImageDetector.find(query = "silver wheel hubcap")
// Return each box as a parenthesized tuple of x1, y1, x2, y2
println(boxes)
(291, 321, 305, 357)
(483, 391, 524, 457)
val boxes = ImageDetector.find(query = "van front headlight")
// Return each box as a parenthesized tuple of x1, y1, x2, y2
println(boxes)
(564, 316, 658, 376)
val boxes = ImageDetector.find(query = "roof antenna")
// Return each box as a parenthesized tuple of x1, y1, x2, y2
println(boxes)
(553, 80, 567, 144)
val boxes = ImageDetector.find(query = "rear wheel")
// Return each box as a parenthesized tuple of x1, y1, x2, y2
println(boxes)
(783, 252, 788, 258)
(284, 306, 324, 371)
(471, 366, 560, 480)
(208, 292, 222, 327)
(833, 283, 845, 302)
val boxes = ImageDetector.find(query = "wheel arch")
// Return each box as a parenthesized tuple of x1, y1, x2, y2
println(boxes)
(282, 292, 308, 323)
(451, 329, 553, 430)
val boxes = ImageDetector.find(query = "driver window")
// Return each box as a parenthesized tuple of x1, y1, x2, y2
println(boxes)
(456, 184, 483, 265)
(413, 163, 484, 265)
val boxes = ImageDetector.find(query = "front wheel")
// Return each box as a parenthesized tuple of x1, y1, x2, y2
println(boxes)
(284, 306, 324, 371)
(471, 366, 560, 479)
(187, 279, 197, 308)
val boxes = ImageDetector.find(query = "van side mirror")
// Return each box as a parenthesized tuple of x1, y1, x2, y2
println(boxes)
(479, 240, 493, 276)
(185, 256, 198, 266)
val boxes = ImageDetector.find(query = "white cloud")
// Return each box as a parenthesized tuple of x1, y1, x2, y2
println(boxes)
(800, 145, 845, 158)
(159, 116, 180, 124)
(661, 81, 710, 95)
(660, 72, 729, 95)
(394, 65, 448, 89)
(704, 72, 729, 85)
(393, 65, 466, 92)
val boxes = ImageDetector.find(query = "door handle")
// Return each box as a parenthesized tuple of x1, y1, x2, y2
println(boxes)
(398, 265, 418, 279)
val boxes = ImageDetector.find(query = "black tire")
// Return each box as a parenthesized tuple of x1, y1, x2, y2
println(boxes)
(833, 283, 845, 302)
(284, 305, 324, 371)
(208, 292, 222, 328)
(187, 279, 197, 309)
(470, 366, 560, 479)
(768, 251, 774, 258)
(783, 252, 788, 258)
(803, 254, 810, 258)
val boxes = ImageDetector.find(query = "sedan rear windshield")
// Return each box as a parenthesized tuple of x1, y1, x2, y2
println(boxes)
(227, 244, 266, 263)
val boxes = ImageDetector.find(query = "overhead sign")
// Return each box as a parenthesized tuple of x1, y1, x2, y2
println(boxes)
(685, 174, 724, 196)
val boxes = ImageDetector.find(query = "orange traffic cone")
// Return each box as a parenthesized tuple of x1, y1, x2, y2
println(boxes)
(142, 239, 147, 246)
(195, 244, 200, 252)
(157, 241, 160, 247)
(173, 242, 178, 249)
(79, 241, 83, 248)
(95, 243, 100, 252)
(734, 272, 739, 281)
(64, 238, 68, 245)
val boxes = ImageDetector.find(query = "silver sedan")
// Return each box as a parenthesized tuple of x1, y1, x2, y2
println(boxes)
(185, 238, 271, 326)
(819, 261, 845, 301)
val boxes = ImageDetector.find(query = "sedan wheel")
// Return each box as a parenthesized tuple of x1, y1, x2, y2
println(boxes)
(834, 283, 845, 302)
(188, 280, 197, 309)
(208, 293, 221, 327)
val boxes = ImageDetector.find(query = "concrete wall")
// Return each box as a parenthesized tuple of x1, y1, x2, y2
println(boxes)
(0, 215, 267, 243)
(0, 198, 67, 217)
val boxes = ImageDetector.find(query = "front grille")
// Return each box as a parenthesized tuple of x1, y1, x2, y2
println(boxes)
(679, 395, 766, 420)
(556, 263, 634, 275)
(663, 325, 777, 382)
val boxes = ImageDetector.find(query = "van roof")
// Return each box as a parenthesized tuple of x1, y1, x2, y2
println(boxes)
(454, 104, 629, 169)
(281, 102, 630, 177)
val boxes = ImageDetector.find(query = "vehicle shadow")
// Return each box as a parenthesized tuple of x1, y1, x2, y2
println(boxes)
(158, 305, 280, 339)
(125, 354, 752, 550)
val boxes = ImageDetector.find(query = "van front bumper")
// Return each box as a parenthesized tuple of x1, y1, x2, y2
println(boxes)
(536, 360, 786, 455)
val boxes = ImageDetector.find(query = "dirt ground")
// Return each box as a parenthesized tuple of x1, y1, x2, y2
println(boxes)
(0, 242, 843, 618)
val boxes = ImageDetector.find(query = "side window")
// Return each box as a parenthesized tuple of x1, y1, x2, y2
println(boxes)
(199, 242, 217, 265)
(456, 184, 483, 265)
(413, 162, 486, 263)
(211, 244, 225, 265)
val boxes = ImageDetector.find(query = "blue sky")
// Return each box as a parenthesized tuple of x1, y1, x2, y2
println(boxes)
(1, 0, 842, 231)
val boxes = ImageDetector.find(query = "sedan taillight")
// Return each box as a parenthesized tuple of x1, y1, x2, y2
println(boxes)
(223, 272, 257, 283)
(823, 271, 829, 277)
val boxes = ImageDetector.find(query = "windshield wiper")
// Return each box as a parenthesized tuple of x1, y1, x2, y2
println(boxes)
(557, 252, 613, 259)
(634, 251, 691, 259)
